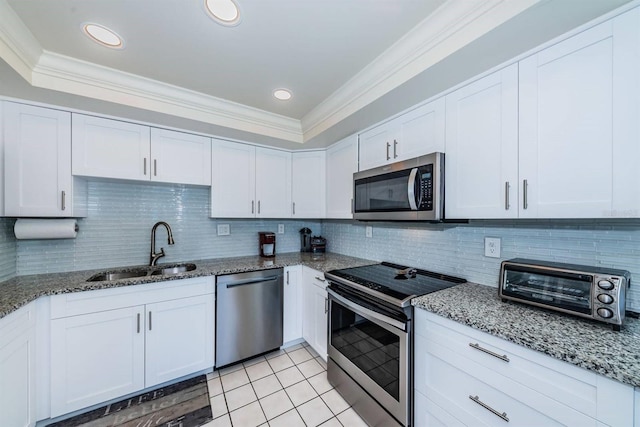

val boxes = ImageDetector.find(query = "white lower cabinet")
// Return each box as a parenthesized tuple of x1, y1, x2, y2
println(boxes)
(49, 277, 215, 418)
(301, 267, 328, 360)
(414, 309, 635, 427)
(283, 265, 303, 344)
(0, 303, 37, 427)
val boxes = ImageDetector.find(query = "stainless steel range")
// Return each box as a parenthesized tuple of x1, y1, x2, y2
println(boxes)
(325, 262, 465, 427)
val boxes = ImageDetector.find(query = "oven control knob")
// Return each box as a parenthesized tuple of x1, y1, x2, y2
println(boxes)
(597, 294, 614, 304)
(597, 308, 614, 319)
(598, 280, 615, 291)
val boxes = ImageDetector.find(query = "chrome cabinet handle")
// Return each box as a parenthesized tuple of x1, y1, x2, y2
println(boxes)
(144, 158, 147, 175)
(137, 313, 141, 333)
(469, 343, 510, 362)
(258, 200, 261, 214)
(148, 311, 152, 331)
(154, 159, 157, 176)
(393, 139, 398, 158)
(286, 271, 290, 285)
(292, 202, 296, 215)
(523, 179, 528, 210)
(61, 191, 66, 211)
(251, 200, 255, 214)
(324, 297, 328, 314)
(469, 395, 509, 422)
(315, 276, 326, 283)
(386, 142, 391, 160)
(504, 182, 510, 210)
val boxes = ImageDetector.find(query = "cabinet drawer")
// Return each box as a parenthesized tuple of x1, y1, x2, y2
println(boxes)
(51, 276, 214, 319)
(414, 390, 464, 427)
(418, 342, 597, 427)
(415, 309, 597, 417)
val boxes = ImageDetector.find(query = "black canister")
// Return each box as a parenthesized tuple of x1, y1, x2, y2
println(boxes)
(299, 227, 312, 252)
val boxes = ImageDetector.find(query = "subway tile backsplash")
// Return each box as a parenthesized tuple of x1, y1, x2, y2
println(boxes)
(321, 219, 640, 312)
(0, 218, 16, 281)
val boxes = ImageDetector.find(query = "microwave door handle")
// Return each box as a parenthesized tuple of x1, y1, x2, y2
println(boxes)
(408, 167, 420, 210)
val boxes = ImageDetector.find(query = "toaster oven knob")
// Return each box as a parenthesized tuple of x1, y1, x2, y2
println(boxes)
(597, 280, 615, 291)
(597, 294, 614, 304)
(597, 308, 614, 319)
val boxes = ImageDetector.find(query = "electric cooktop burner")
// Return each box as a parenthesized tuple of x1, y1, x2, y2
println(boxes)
(325, 262, 466, 307)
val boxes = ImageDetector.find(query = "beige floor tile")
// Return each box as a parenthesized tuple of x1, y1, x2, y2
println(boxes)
(207, 376, 223, 397)
(308, 372, 333, 395)
(207, 370, 220, 380)
(229, 401, 267, 427)
(258, 389, 294, 420)
(296, 396, 334, 426)
(265, 349, 287, 359)
(275, 366, 305, 388)
(210, 393, 228, 418)
(252, 374, 283, 399)
(225, 383, 257, 412)
(297, 358, 324, 378)
(285, 380, 318, 407)
(319, 417, 342, 427)
(315, 356, 327, 370)
(337, 408, 368, 427)
(204, 414, 232, 427)
(246, 360, 274, 382)
(284, 343, 304, 353)
(288, 347, 314, 365)
(267, 353, 294, 372)
(307, 346, 320, 358)
(320, 389, 350, 415)
(267, 408, 306, 427)
(218, 363, 244, 376)
(220, 368, 250, 391)
(244, 355, 266, 367)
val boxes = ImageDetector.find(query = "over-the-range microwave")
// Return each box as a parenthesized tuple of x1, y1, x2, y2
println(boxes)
(353, 152, 444, 221)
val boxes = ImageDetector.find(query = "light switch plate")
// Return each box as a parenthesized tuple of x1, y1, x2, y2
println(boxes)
(365, 226, 373, 238)
(278, 224, 285, 234)
(484, 237, 501, 258)
(217, 224, 230, 236)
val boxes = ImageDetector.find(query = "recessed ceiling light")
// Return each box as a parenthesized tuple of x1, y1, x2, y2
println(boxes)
(83, 23, 123, 48)
(273, 89, 292, 101)
(204, 0, 241, 26)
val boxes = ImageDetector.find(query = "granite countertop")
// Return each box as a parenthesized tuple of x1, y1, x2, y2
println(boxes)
(412, 282, 640, 388)
(0, 252, 375, 319)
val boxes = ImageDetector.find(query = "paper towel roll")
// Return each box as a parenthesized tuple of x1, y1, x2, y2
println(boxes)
(14, 219, 79, 240)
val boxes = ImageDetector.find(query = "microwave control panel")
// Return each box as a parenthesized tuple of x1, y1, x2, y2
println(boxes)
(419, 164, 433, 210)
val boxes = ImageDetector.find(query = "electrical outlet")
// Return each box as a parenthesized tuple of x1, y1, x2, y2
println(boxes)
(365, 225, 373, 238)
(217, 224, 230, 236)
(484, 237, 501, 258)
(277, 224, 285, 234)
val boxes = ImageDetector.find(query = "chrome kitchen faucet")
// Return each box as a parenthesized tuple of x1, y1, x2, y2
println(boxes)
(150, 221, 174, 266)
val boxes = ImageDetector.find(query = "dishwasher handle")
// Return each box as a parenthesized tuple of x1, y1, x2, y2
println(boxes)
(224, 276, 279, 288)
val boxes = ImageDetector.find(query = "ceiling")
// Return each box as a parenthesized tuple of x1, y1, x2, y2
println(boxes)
(0, 0, 636, 149)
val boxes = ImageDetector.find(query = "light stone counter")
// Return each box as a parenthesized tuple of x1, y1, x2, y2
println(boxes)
(412, 282, 640, 387)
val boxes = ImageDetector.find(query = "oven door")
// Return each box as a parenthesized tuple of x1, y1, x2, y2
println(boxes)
(327, 288, 409, 425)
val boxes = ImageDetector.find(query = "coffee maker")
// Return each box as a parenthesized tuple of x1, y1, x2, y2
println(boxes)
(259, 232, 276, 257)
(299, 227, 312, 252)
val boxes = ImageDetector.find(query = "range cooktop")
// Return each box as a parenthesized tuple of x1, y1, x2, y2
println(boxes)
(325, 262, 465, 307)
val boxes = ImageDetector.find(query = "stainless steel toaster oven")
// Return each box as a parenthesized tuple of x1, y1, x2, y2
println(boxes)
(499, 258, 631, 330)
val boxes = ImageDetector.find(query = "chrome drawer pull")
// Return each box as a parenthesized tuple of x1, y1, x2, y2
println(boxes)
(469, 395, 509, 422)
(315, 276, 326, 282)
(469, 342, 510, 362)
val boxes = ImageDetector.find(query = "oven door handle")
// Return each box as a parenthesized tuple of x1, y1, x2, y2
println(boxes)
(328, 289, 406, 332)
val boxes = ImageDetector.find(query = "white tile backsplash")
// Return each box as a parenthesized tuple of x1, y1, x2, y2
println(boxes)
(0, 218, 16, 281)
(321, 219, 640, 311)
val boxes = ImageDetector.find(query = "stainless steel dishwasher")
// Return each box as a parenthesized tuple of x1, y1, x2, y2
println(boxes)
(215, 268, 283, 367)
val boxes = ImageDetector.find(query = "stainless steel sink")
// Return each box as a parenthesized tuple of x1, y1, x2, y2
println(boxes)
(87, 263, 197, 282)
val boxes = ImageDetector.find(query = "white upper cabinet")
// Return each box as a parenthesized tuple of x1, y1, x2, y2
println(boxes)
(358, 97, 446, 171)
(445, 64, 519, 219)
(326, 134, 358, 219)
(519, 8, 640, 218)
(72, 115, 211, 186)
(4, 102, 86, 217)
(211, 139, 291, 218)
(292, 151, 326, 218)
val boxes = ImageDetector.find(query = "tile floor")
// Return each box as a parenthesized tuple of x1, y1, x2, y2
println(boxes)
(201, 342, 368, 427)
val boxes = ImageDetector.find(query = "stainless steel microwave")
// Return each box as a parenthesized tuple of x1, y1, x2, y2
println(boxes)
(353, 153, 444, 221)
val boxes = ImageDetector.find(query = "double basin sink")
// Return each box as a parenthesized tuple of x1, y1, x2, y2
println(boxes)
(87, 263, 197, 282)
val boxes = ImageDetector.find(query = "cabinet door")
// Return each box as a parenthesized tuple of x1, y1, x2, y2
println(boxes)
(445, 64, 519, 219)
(150, 128, 212, 186)
(72, 114, 150, 181)
(326, 134, 358, 219)
(145, 295, 214, 388)
(358, 121, 393, 171)
(211, 139, 256, 218)
(312, 283, 328, 361)
(394, 97, 446, 162)
(4, 103, 72, 217)
(50, 306, 145, 417)
(292, 151, 325, 218)
(255, 147, 291, 218)
(0, 304, 36, 427)
(283, 266, 303, 344)
(519, 16, 636, 218)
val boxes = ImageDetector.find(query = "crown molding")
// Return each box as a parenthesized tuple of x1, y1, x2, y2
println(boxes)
(300, 0, 540, 141)
(0, 0, 41, 82)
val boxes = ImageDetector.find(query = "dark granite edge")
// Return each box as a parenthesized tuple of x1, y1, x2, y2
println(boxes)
(412, 282, 640, 388)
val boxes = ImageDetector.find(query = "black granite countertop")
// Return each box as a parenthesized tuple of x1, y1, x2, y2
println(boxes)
(0, 252, 375, 319)
(412, 282, 640, 388)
